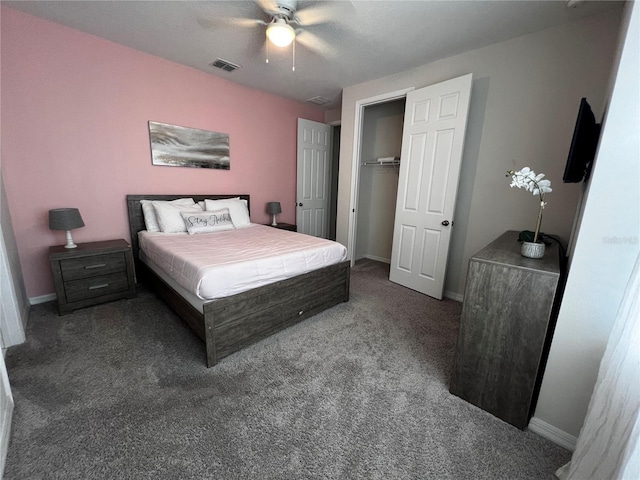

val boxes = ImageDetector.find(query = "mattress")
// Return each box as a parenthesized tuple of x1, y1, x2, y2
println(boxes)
(138, 224, 348, 300)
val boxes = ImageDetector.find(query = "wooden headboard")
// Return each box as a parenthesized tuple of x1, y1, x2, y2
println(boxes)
(126, 194, 251, 262)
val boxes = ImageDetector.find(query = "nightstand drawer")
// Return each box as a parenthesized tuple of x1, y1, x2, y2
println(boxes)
(64, 272, 130, 303)
(60, 252, 126, 281)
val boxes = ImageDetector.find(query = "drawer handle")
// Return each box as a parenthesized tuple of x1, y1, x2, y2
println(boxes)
(88, 283, 110, 290)
(84, 263, 106, 270)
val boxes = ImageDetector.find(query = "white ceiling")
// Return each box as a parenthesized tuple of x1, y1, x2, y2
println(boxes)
(5, 0, 620, 110)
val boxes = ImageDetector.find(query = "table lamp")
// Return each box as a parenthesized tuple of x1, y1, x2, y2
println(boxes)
(49, 208, 85, 248)
(266, 202, 282, 226)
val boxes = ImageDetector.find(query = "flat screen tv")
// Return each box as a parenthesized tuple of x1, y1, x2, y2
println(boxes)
(563, 98, 601, 183)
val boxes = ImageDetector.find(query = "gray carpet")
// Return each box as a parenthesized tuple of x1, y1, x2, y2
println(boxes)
(4, 259, 570, 479)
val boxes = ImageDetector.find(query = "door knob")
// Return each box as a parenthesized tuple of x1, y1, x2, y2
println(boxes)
(441, 220, 450, 226)
(298, 203, 303, 207)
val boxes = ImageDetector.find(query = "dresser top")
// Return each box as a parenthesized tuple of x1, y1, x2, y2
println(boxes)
(472, 231, 560, 276)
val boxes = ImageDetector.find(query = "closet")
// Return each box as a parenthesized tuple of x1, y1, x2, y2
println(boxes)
(355, 99, 406, 263)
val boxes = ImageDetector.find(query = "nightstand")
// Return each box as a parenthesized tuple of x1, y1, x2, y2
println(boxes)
(49, 239, 136, 315)
(267, 223, 297, 232)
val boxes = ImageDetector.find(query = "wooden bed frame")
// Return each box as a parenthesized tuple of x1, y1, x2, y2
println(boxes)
(126, 194, 350, 367)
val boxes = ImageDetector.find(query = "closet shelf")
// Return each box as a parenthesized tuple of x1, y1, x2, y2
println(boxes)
(362, 157, 400, 167)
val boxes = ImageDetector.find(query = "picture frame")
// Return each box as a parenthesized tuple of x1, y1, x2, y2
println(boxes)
(148, 121, 230, 170)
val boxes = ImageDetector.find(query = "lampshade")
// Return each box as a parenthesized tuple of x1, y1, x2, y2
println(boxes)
(49, 208, 85, 231)
(266, 19, 295, 47)
(266, 202, 282, 214)
(49, 208, 85, 248)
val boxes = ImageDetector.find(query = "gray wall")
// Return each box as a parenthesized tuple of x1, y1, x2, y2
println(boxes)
(534, 0, 639, 439)
(336, 8, 623, 299)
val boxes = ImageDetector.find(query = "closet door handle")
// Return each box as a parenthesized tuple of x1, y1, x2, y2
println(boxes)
(441, 220, 450, 226)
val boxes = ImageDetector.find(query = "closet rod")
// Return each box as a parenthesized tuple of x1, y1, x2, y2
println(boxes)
(362, 157, 400, 167)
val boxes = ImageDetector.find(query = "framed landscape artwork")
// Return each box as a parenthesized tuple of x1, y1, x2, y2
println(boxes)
(148, 121, 230, 170)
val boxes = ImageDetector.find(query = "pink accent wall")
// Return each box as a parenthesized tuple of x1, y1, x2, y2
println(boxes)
(1, 7, 324, 298)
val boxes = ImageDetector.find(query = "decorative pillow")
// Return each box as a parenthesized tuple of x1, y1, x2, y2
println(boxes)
(181, 208, 235, 235)
(205, 198, 250, 228)
(152, 202, 202, 233)
(140, 198, 195, 232)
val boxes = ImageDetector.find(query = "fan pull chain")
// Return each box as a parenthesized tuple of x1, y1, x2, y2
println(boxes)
(292, 37, 296, 72)
(266, 38, 270, 64)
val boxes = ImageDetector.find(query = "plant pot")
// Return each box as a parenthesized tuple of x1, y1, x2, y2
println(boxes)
(521, 241, 545, 259)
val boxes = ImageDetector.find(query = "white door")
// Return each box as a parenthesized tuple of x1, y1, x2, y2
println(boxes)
(297, 119, 332, 237)
(0, 352, 13, 478)
(389, 74, 473, 299)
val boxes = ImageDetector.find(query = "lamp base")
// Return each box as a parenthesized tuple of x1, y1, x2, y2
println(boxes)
(64, 230, 78, 249)
(271, 214, 278, 226)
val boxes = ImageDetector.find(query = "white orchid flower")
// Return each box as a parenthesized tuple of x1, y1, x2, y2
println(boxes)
(532, 179, 552, 196)
(506, 166, 553, 244)
(507, 168, 552, 197)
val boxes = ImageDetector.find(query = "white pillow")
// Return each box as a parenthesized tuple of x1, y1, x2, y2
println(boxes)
(140, 198, 195, 232)
(205, 198, 250, 228)
(181, 208, 235, 235)
(152, 202, 202, 233)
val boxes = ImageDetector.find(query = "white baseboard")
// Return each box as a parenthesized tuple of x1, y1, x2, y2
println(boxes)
(29, 293, 56, 305)
(361, 254, 391, 264)
(528, 417, 577, 451)
(444, 290, 463, 302)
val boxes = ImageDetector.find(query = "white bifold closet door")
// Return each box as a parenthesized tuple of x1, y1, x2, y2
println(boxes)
(389, 74, 473, 299)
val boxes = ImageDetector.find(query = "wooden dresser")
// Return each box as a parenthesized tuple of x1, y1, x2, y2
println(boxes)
(449, 231, 562, 429)
(49, 239, 136, 315)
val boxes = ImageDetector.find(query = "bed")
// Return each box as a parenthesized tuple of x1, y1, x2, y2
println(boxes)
(126, 194, 350, 367)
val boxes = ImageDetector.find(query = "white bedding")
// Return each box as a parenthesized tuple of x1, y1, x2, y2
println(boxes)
(138, 224, 348, 300)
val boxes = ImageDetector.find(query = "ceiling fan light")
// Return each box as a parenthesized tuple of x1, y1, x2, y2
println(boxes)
(266, 20, 295, 47)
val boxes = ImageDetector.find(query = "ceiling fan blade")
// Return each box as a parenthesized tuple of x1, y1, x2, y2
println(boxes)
(256, 0, 280, 15)
(197, 16, 266, 30)
(296, 30, 337, 59)
(294, 1, 354, 27)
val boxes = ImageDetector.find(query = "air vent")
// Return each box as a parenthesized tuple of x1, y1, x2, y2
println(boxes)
(307, 96, 330, 105)
(210, 58, 241, 72)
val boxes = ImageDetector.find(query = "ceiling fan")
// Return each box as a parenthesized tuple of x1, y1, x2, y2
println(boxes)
(199, 0, 350, 69)
(260, 0, 301, 48)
